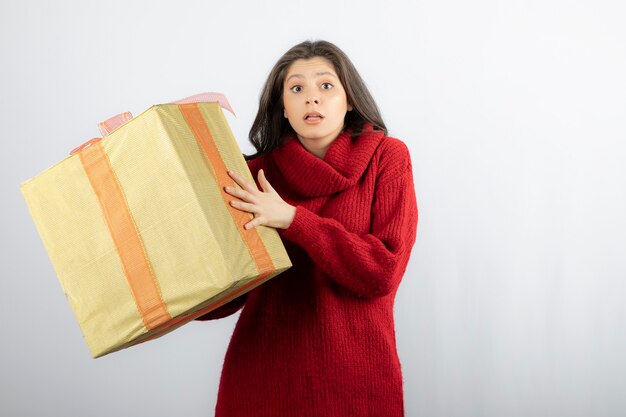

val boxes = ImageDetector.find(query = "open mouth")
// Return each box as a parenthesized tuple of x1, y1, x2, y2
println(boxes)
(304, 112, 324, 121)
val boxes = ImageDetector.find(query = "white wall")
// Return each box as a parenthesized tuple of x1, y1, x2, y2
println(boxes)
(1, 1, 625, 416)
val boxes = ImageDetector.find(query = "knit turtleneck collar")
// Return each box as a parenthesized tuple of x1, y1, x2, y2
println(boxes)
(271, 124, 385, 198)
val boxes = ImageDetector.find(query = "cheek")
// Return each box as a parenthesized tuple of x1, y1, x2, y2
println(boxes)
(330, 97, 349, 117)
(283, 96, 299, 115)
(330, 91, 349, 108)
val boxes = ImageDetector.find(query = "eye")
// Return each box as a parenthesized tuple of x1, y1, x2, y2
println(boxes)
(321, 82, 333, 90)
(290, 85, 303, 93)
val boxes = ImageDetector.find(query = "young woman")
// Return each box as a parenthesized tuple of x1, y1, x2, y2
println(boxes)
(198, 40, 418, 416)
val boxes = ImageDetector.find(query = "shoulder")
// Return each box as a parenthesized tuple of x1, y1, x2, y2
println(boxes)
(373, 135, 413, 185)
(376, 136, 411, 163)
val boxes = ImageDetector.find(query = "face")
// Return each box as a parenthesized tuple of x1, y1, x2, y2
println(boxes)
(282, 57, 352, 154)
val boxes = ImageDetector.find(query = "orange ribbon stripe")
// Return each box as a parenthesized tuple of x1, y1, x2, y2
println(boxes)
(178, 103, 276, 280)
(80, 142, 171, 330)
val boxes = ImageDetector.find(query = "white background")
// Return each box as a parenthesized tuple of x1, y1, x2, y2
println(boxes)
(1, 1, 625, 416)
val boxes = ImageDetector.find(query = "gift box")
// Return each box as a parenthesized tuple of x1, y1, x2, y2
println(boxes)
(20, 93, 291, 358)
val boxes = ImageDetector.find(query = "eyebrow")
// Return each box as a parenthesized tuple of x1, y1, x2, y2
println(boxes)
(285, 71, 338, 82)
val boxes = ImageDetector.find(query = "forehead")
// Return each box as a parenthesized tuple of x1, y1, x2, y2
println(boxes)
(285, 56, 337, 79)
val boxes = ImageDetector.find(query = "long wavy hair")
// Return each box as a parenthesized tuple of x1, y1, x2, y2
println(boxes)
(247, 40, 386, 159)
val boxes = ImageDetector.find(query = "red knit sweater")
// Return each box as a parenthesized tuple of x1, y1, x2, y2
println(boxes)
(199, 125, 418, 416)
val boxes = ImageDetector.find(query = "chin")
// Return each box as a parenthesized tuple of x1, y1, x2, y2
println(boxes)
(297, 125, 339, 138)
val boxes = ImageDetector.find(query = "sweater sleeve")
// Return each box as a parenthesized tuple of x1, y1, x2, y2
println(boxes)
(279, 145, 418, 298)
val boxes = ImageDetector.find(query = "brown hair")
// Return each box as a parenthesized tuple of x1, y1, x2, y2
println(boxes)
(247, 40, 387, 159)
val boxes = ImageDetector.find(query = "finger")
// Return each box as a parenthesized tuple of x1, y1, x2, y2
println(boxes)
(257, 169, 275, 193)
(228, 170, 257, 192)
(245, 217, 262, 230)
(224, 185, 257, 203)
(230, 200, 259, 213)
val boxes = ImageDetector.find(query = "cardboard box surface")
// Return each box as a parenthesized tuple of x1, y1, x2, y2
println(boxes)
(21, 101, 291, 357)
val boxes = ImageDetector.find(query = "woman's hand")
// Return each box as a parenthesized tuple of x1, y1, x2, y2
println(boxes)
(225, 169, 296, 230)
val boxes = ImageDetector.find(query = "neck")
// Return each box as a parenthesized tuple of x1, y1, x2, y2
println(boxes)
(296, 137, 331, 159)
(296, 125, 346, 159)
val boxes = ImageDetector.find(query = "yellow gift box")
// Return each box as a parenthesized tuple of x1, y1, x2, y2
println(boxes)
(20, 93, 291, 358)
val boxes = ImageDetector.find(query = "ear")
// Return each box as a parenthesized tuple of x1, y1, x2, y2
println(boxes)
(284, 109, 288, 118)
(347, 103, 353, 111)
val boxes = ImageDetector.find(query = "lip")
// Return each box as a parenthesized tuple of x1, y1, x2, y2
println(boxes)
(303, 112, 324, 124)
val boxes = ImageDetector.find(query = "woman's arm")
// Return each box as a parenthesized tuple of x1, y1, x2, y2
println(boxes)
(280, 166, 417, 298)
(226, 142, 418, 298)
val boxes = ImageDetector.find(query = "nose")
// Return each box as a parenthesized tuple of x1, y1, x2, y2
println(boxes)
(306, 96, 319, 104)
